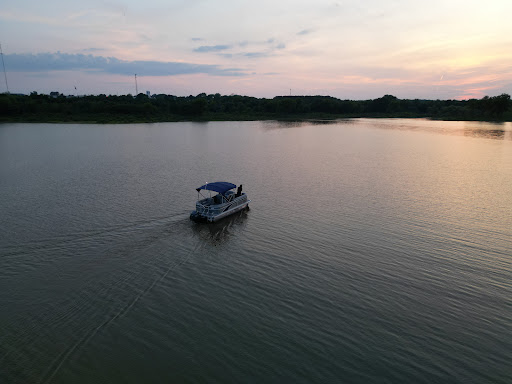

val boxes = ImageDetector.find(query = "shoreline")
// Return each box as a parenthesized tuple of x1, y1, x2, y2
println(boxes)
(1, 114, 511, 124)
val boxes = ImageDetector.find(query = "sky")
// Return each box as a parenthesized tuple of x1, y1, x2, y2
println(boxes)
(1, 0, 512, 99)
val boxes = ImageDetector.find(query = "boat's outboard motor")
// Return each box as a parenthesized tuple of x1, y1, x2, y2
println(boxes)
(236, 184, 243, 197)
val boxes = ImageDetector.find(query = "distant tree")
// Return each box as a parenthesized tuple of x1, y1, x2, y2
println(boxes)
(369, 95, 398, 113)
(473, 94, 511, 119)
(277, 97, 297, 113)
(485, 94, 510, 118)
(182, 98, 207, 115)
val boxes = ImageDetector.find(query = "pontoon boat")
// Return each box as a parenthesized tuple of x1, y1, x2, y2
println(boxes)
(190, 182, 250, 223)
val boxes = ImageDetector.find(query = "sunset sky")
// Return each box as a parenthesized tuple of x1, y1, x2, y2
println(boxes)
(1, 0, 511, 99)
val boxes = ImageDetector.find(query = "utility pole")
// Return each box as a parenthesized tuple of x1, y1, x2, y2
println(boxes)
(134, 74, 138, 95)
(0, 43, 9, 94)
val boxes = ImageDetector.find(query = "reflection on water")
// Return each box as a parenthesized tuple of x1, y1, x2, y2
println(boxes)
(306, 119, 344, 125)
(191, 208, 250, 243)
(464, 128, 506, 139)
(261, 119, 342, 131)
(261, 120, 306, 131)
(350, 118, 512, 140)
(260, 118, 512, 140)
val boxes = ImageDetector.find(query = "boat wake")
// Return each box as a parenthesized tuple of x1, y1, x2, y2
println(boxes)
(38, 235, 206, 384)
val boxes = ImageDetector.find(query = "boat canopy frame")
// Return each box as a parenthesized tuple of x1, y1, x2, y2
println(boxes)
(195, 182, 238, 204)
(196, 182, 236, 194)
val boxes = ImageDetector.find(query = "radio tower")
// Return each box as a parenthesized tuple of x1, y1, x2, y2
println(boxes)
(134, 74, 138, 95)
(0, 43, 9, 94)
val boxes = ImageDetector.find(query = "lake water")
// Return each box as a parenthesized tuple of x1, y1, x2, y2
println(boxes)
(0, 119, 511, 383)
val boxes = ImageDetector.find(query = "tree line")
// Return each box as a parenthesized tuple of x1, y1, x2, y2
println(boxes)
(0, 92, 510, 123)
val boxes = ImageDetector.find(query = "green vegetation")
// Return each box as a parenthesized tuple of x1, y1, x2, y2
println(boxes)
(0, 92, 511, 123)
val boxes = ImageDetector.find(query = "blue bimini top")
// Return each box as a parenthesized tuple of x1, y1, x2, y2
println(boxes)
(196, 182, 236, 195)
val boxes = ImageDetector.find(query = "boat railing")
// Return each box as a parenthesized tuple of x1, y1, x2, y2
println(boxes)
(195, 202, 222, 216)
(196, 194, 247, 216)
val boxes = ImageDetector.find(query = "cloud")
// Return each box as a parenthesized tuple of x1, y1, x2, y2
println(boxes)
(191, 37, 204, 41)
(82, 48, 105, 53)
(201, 38, 287, 59)
(244, 52, 268, 58)
(5, 52, 246, 77)
(193, 45, 231, 53)
(191, 38, 286, 59)
(297, 29, 312, 35)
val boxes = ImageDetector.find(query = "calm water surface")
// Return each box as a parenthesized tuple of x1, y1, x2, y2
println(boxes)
(0, 119, 511, 383)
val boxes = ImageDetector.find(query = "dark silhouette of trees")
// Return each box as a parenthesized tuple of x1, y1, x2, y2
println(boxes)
(0, 92, 510, 123)
(479, 94, 511, 118)
(368, 94, 399, 113)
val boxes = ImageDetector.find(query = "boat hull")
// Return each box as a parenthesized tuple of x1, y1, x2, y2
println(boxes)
(190, 200, 250, 223)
